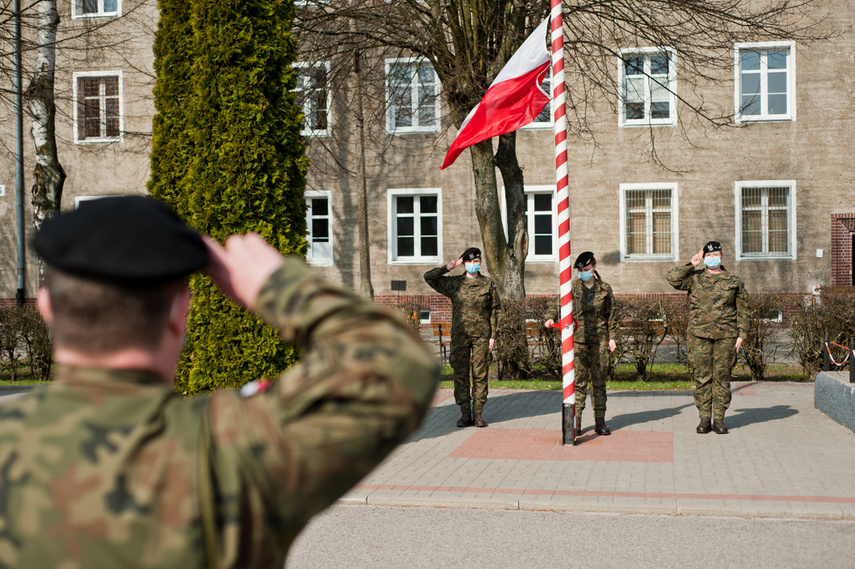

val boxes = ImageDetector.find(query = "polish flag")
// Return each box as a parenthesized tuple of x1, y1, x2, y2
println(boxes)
(440, 18, 550, 170)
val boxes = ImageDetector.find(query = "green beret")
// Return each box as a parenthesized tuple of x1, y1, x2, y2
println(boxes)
(33, 195, 208, 284)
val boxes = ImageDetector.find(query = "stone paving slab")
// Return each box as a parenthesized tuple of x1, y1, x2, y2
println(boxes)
(347, 382, 855, 519)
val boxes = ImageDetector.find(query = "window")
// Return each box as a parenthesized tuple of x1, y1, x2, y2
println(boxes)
(295, 62, 330, 136)
(72, 0, 120, 18)
(306, 191, 333, 266)
(385, 58, 440, 133)
(498, 185, 556, 261)
(73, 72, 122, 143)
(521, 68, 552, 129)
(387, 189, 441, 263)
(735, 181, 796, 259)
(619, 183, 678, 261)
(735, 42, 795, 122)
(618, 48, 676, 126)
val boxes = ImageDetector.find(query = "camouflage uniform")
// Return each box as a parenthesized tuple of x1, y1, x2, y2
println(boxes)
(424, 266, 500, 414)
(0, 257, 439, 568)
(667, 263, 749, 419)
(547, 278, 618, 417)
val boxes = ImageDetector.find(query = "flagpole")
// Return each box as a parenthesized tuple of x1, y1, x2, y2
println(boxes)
(550, 0, 575, 445)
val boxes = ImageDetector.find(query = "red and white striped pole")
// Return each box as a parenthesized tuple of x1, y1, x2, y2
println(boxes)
(550, 0, 575, 445)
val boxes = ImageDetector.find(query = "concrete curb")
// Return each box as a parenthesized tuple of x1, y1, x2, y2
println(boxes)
(815, 371, 855, 434)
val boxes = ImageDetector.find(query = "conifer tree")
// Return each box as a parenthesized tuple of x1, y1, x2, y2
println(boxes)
(150, 0, 308, 392)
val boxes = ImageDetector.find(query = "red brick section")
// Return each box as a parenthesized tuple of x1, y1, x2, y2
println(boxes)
(831, 214, 855, 287)
(448, 428, 673, 463)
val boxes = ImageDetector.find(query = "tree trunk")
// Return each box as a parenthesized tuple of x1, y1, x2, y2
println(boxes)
(26, 0, 65, 238)
(353, 49, 374, 300)
(469, 138, 527, 301)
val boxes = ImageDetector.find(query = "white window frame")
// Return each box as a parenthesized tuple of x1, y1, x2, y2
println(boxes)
(618, 47, 677, 127)
(387, 188, 442, 264)
(498, 185, 557, 262)
(305, 190, 334, 266)
(73, 70, 124, 144)
(734, 42, 796, 123)
(619, 182, 679, 262)
(385, 58, 441, 134)
(520, 67, 552, 130)
(734, 180, 797, 260)
(294, 61, 331, 137)
(72, 0, 121, 19)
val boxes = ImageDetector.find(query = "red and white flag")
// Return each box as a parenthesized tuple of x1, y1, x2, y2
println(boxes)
(440, 18, 550, 170)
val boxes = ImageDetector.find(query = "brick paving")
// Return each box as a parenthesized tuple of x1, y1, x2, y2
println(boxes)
(345, 382, 855, 519)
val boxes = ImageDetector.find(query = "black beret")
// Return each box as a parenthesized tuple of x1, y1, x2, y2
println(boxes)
(703, 241, 723, 256)
(33, 195, 208, 284)
(460, 247, 481, 261)
(574, 251, 595, 269)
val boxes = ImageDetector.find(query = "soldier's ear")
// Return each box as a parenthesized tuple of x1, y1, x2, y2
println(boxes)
(37, 287, 53, 324)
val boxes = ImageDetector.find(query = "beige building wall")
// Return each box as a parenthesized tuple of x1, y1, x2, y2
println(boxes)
(1, 0, 853, 302)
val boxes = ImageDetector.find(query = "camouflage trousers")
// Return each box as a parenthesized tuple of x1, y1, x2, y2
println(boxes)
(450, 334, 490, 413)
(575, 339, 609, 418)
(688, 334, 736, 420)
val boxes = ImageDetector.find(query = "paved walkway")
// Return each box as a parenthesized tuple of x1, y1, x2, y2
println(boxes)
(344, 380, 855, 520)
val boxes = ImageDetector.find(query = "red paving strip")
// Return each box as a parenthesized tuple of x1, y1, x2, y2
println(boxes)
(734, 384, 757, 396)
(448, 429, 673, 463)
(354, 483, 855, 504)
(431, 391, 454, 406)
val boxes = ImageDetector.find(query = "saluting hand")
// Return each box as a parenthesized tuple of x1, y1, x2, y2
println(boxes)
(691, 249, 704, 267)
(203, 234, 284, 311)
(446, 258, 463, 271)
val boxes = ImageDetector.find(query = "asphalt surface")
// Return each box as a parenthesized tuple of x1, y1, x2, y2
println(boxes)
(286, 505, 855, 569)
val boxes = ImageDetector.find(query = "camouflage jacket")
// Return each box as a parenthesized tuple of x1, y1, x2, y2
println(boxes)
(424, 266, 500, 339)
(545, 278, 618, 345)
(667, 262, 750, 340)
(0, 257, 439, 569)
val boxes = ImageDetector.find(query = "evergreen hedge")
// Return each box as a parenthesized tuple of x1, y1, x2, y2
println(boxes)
(149, 0, 308, 393)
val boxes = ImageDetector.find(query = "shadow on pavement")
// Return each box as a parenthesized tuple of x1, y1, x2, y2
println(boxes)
(725, 405, 798, 430)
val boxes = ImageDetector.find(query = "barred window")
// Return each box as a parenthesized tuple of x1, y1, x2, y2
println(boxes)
(737, 183, 794, 258)
(75, 73, 121, 143)
(620, 184, 677, 261)
(525, 192, 555, 259)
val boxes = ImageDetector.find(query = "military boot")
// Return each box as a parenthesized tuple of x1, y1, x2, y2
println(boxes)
(473, 413, 487, 428)
(696, 418, 712, 434)
(575, 416, 583, 436)
(594, 417, 611, 436)
(456, 412, 473, 428)
(712, 419, 729, 434)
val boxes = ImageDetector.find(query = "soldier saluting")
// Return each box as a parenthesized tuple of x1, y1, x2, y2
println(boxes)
(0, 196, 439, 568)
(667, 241, 749, 435)
(424, 247, 500, 428)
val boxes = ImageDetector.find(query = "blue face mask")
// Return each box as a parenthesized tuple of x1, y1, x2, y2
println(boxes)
(704, 256, 722, 269)
(579, 270, 593, 282)
(465, 263, 480, 274)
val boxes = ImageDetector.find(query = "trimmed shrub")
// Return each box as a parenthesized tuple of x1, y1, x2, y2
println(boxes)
(19, 305, 52, 381)
(0, 305, 24, 381)
(738, 293, 783, 381)
(614, 297, 667, 381)
(150, 0, 308, 393)
(493, 299, 532, 381)
(787, 287, 855, 379)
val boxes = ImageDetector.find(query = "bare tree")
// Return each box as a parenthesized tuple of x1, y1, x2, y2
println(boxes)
(295, 0, 828, 301)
